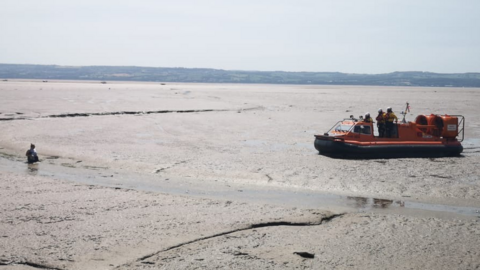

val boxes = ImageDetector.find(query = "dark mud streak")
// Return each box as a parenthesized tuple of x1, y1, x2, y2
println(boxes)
(154, 160, 188, 174)
(320, 213, 345, 223)
(430, 174, 453, 179)
(251, 221, 314, 228)
(293, 252, 315, 259)
(0, 261, 64, 270)
(24, 262, 64, 270)
(0, 109, 225, 121)
(0, 151, 20, 162)
(129, 213, 345, 266)
(0, 107, 264, 121)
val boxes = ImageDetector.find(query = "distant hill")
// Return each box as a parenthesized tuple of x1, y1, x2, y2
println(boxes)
(1, 63, 479, 87)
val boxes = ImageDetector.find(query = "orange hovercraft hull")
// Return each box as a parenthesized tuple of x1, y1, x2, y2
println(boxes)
(314, 114, 464, 159)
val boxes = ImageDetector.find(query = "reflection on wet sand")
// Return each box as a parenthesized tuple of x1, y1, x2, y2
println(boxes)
(347, 196, 405, 209)
(0, 155, 478, 218)
(348, 196, 368, 208)
(27, 163, 38, 175)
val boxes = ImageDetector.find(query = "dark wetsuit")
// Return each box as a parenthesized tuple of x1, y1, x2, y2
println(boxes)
(376, 113, 386, 137)
(26, 149, 39, 163)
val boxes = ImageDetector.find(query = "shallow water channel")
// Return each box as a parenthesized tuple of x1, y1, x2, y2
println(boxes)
(1, 153, 479, 221)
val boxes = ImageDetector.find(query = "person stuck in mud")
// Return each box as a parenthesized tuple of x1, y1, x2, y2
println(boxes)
(26, 144, 39, 163)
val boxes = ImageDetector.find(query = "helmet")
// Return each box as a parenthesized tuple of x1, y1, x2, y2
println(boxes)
(365, 112, 370, 117)
(378, 109, 383, 113)
(387, 107, 392, 112)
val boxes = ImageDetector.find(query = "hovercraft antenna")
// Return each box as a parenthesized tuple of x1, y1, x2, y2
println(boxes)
(400, 102, 410, 123)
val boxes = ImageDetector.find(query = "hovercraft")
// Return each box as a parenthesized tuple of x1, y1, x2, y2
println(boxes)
(314, 113, 464, 159)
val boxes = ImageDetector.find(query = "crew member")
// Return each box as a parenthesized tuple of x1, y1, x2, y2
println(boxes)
(26, 144, 39, 163)
(376, 109, 386, 137)
(364, 112, 373, 123)
(385, 107, 398, 138)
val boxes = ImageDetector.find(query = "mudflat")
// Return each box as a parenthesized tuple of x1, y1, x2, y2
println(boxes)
(0, 80, 479, 269)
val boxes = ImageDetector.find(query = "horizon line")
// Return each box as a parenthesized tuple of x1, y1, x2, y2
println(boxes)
(1, 62, 479, 76)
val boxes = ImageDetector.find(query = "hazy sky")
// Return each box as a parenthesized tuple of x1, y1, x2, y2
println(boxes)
(1, 0, 479, 73)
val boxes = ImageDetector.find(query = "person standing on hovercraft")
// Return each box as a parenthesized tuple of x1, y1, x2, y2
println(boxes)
(376, 109, 386, 137)
(385, 107, 398, 138)
(364, 112, 373, 123)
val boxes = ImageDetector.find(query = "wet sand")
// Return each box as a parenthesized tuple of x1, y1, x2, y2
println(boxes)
(0, 80, 479, 269)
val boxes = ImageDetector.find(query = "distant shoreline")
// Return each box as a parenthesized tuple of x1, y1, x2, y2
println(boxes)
(1, 78, 478, 90)
(1, 63, 480, 87)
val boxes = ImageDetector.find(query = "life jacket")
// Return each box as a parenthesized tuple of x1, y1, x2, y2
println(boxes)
(386, 112, 397, 122)
(376, 113, 386, 124)
(365, 117, 373, 123)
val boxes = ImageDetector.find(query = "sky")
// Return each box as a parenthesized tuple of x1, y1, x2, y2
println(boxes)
(1, 0, 479, 74)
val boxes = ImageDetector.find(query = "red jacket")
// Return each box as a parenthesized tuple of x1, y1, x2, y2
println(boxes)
(376, 113, 386, 124)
